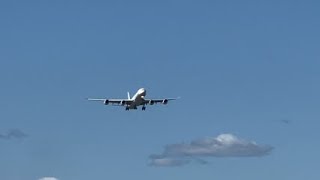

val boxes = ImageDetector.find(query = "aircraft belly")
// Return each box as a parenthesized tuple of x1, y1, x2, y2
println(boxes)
(129, 97, 144, 109)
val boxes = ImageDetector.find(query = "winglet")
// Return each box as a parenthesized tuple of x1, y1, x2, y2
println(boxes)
(172, 97, 181, 100)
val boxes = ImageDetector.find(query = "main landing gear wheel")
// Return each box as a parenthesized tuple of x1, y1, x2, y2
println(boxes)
(142, 106, 146, 111)
(125, 107, 129, 111)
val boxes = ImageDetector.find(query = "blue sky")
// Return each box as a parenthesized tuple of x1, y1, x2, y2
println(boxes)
(1, 0, 320, 179)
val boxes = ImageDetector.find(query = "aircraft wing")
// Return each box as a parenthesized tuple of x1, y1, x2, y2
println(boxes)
(143, 98, 179, 105)
(88, 98, 133, 105)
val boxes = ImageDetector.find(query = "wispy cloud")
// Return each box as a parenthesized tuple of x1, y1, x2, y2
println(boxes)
(0, 129, 28, 140)
(39, 177, 59, 180)
(149, 157, 190, 167)
(280, 119, 291, 124)
(149, 133, 273, 167)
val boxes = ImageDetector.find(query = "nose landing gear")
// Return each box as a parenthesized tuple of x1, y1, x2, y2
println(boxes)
(142, 106, 146, 111)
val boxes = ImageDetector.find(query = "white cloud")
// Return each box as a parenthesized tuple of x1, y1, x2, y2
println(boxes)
(0, 129, 28, 140)
(39, 177, 59, 180)
(149, 133, 273, 167)
(150, 158, 190, 167)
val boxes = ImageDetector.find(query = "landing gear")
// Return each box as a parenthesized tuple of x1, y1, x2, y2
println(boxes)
(125, 107, 129, 111)
(142, 106, 146, 111)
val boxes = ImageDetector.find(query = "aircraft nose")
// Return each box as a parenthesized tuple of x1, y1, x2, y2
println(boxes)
(139, 88, 146, 96)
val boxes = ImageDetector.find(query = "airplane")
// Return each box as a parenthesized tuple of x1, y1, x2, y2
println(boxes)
(88, 88, 178, 111)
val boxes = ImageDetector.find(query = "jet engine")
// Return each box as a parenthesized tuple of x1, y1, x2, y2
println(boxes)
(120, 100, 126, 106)
(162, 99, 168, 104)
(104, 100, 109, 105)
(149, 100, 154, 105)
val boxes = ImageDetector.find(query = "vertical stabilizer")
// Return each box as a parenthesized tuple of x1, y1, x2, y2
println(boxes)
(127, 92, 131, 100)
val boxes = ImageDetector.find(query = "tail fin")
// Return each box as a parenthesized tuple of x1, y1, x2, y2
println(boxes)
(127, 92, 131, 99)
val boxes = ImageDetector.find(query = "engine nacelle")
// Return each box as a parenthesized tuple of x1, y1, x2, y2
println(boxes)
(104, 100, 109, 105)
(149, 100, 154, 105)
(162, 99, 168, 104)
(120, 100, 126, 106)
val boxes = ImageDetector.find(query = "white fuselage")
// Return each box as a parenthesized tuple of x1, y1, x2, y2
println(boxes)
(129, 88, 146, 109)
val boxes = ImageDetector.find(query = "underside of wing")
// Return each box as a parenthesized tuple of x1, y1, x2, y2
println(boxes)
(88, 98, 133, 105)
(143, 98, 179, 105)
